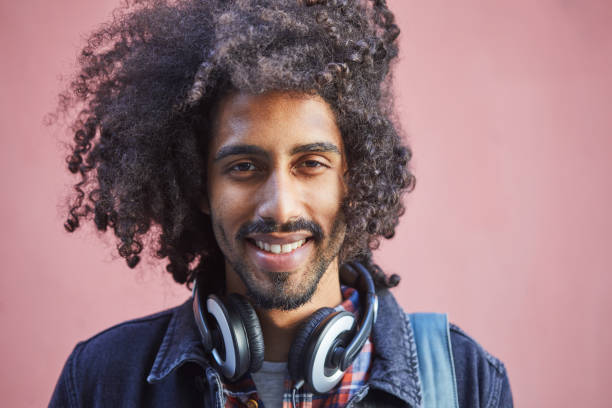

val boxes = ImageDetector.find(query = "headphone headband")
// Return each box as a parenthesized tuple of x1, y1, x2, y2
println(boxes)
(337, 261, 378, 371)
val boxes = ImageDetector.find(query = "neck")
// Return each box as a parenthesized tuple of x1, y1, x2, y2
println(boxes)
(225, 262, 342, 362)
(257, 268, 342, 361)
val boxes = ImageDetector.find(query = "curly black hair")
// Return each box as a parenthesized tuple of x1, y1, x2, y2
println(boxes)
(58, 0, 415, 293)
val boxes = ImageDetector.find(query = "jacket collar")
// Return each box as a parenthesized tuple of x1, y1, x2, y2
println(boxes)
(146, 298, 208, 383)
(367, 289, 422, 407)
(146, 289, 422, 407)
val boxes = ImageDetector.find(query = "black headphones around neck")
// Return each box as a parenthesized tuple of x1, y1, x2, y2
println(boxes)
(192, 261, 378, 394)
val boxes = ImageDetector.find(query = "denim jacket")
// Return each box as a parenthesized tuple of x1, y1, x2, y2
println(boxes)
(50, 289, 513, 407)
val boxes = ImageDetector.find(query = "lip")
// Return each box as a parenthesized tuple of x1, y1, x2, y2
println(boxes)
(245, 237, 313, 272)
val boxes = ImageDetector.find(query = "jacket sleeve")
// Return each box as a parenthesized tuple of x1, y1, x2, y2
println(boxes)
(449, 324, 514, 407)
(49, 343, 83, 408)
(497, 370, 513, 407)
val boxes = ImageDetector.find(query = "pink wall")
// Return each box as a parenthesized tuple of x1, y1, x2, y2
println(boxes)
(1, 0, 611, 406)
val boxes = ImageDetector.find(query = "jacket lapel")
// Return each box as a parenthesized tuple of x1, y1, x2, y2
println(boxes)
(364, 289, 422, 408)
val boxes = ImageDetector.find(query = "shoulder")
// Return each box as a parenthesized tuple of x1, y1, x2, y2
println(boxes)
(74, 306, 176, 372)
(49, 306, 179, 407)
(448, 323, 514, 408)
(81, 306, 176, 344)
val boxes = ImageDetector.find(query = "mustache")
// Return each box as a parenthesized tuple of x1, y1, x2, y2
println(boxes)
(236, 218, 324, 242)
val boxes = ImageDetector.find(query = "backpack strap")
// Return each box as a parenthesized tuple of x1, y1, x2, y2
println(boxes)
(408, 313, 459, 408)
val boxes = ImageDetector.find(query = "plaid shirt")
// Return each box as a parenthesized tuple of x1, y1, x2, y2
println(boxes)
(222, 287, 373, 407)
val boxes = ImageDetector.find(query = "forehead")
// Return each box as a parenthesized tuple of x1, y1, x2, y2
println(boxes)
(208, 91, 343, 157)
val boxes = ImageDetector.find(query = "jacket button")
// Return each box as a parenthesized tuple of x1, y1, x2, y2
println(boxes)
(246, 398, 258, 408)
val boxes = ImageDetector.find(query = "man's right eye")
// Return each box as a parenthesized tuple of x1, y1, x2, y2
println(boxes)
(229, 162, 257, 172)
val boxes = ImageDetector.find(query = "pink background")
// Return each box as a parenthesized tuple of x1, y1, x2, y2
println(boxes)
(1, 0, 611, 406)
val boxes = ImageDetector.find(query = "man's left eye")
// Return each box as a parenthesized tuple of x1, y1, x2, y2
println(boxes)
(302, 160, 324, 168)
(293, 159, 330, 176)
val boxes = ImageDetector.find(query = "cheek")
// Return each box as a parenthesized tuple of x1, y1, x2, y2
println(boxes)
(209, 185, 255, 231)
(306, 175, 346, 229)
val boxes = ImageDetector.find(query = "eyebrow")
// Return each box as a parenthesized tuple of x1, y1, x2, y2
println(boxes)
(290, 142, 341, 155)
(213, 142, 341, 162)
(213, 145, 269, 162)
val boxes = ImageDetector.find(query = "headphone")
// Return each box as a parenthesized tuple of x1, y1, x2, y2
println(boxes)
(192, 261, 378, 394)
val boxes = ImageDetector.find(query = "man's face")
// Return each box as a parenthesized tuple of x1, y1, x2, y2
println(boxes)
(204, 91, 347, 310)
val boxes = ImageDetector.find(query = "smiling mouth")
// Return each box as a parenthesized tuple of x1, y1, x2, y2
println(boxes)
(249, 238, 309, 254)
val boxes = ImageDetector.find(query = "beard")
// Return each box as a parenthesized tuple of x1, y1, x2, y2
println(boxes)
(216, 213, 346, 311)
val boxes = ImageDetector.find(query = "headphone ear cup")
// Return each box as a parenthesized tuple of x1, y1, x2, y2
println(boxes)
(288, 307, 335, 384)
(226, 294, 265, 372)
(205, 294, 246, 380)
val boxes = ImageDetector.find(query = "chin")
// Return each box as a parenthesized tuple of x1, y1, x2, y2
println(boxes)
(246, 286, 318, 311)
(242, 268, 322, 311)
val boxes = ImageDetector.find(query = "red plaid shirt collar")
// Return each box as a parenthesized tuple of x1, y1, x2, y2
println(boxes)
(223, 286, 373, 407)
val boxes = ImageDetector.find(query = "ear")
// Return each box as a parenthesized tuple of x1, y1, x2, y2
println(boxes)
(342, 166, 350, 196)
(198, 193, 211, 215)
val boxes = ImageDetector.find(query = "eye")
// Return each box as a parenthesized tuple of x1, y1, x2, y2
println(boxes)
(294, 157, 331, 175)
(230, 162, 257, 172)
(301, 160, 325, 168)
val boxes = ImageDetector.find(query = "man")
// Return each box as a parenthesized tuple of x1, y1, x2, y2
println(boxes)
(51, 0, 513, 407)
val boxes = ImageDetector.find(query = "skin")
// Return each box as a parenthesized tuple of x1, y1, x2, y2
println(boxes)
(202, 91, 348, 361)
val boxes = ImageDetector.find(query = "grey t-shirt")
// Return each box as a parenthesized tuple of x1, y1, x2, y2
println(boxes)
(251, 361, 288, 407)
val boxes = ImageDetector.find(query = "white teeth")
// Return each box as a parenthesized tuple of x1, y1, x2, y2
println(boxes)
(254, 239, 307, 254)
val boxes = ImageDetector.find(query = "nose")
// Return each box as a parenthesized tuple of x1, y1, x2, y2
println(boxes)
(255, 170, 303, 224)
